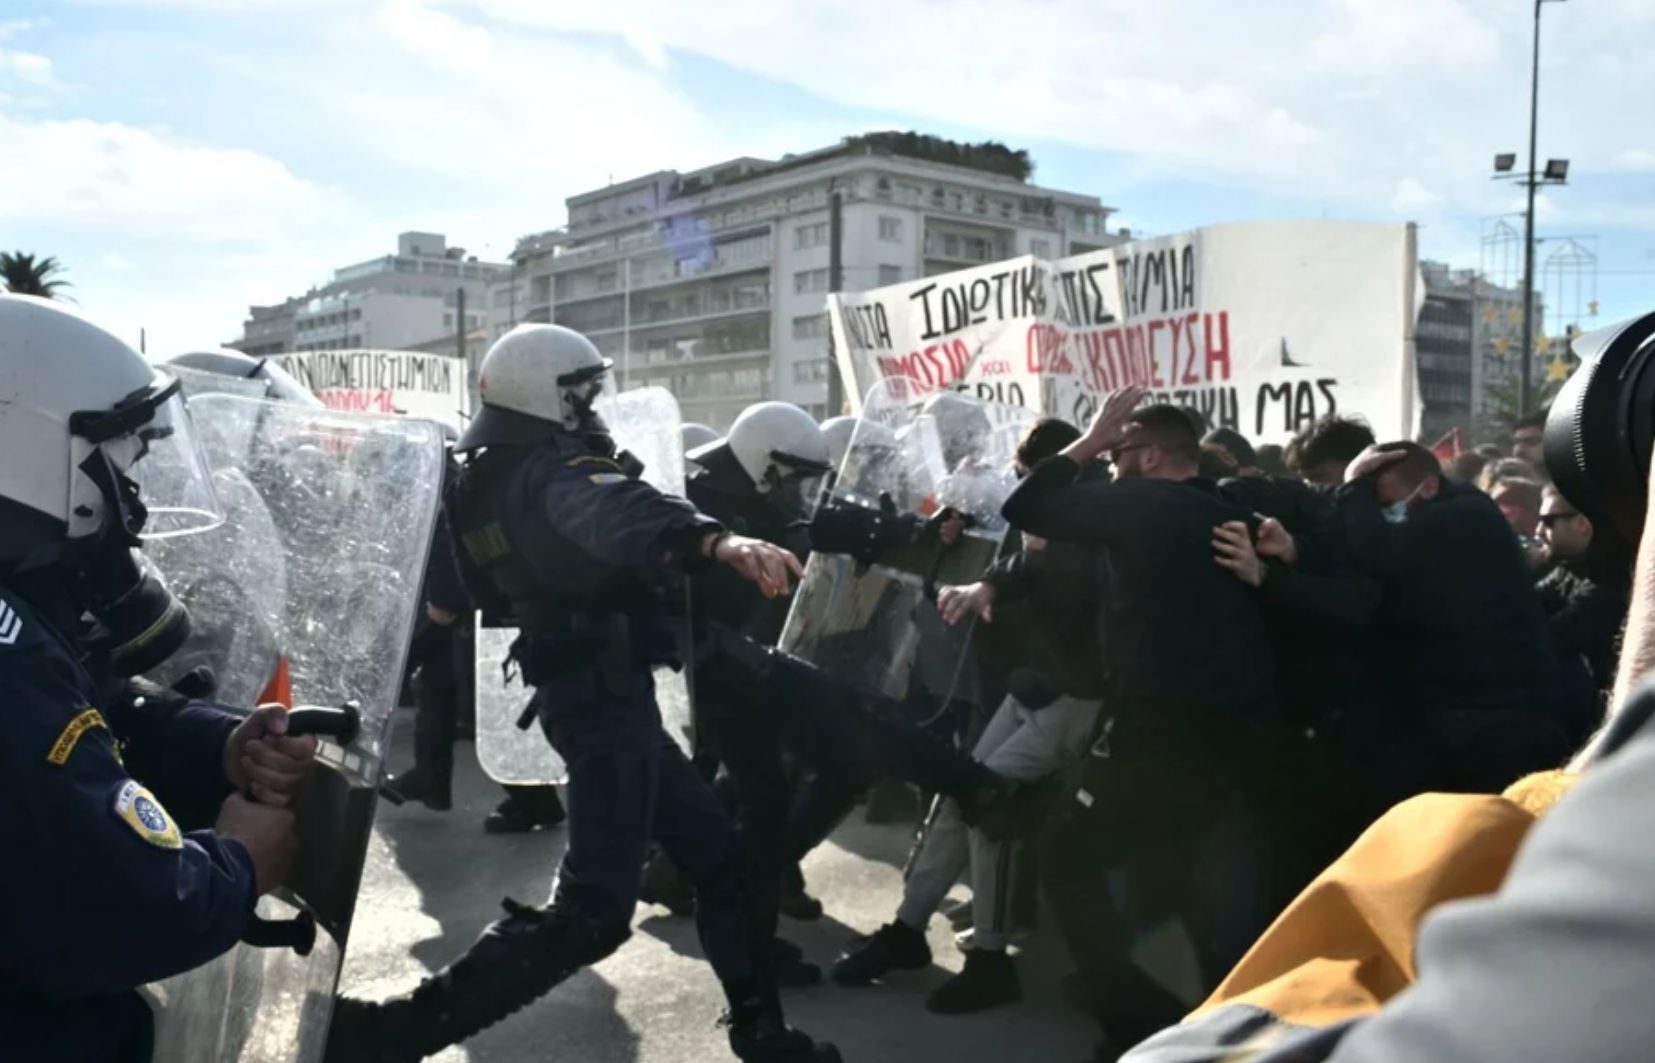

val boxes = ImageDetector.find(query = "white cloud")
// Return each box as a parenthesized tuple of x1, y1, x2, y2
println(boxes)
(0, 110, 352, 242)
(0, 49, 55, 86)
(1611, 149, 1655, 173)
(1391, 177, 1443, 213)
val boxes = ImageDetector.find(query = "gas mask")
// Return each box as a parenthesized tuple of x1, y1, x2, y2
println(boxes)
(64, 374, 222, 676)
(73, 449, 194, 676)
(761, 454, 831, 522)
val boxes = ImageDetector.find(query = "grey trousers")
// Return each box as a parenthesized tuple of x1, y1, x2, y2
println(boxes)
(897, 691, 1102, 951)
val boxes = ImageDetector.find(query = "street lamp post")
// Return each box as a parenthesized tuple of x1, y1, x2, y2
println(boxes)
(1494, 0, 1569, 418)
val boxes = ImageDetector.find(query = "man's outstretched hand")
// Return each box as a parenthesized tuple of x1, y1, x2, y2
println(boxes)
(713, 534, 805, 599)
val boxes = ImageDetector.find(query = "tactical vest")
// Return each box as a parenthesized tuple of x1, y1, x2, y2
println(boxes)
(448, 438, 661, 681)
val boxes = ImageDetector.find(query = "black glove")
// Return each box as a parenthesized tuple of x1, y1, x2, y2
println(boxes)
(117, 667, 219, 721)
(807, 494, 923, 565)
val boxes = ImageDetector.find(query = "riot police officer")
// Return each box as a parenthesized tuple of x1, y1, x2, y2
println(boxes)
(328, 325, 839, 1062)
(0, 295, 315, 1062)
(679, 403, 833, 971)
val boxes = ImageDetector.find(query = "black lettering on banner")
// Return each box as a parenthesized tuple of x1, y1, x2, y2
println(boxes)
(972, 381, 1026, 407)
(842, 304, 893, 350)
(1254, 378, 1340, 436)
(912, 283, 941, 341)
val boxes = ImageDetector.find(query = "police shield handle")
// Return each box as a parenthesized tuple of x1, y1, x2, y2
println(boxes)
(215, 792, 298, 897)
(708, 531, 804, 599)
(224, 703, 320, 809)
(1066, 384, 1148, 464)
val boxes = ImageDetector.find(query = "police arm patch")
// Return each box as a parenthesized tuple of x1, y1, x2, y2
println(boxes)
(113, 780, 183, 850)
(588, 472, 628, 484)
(46, 708, 107, 766)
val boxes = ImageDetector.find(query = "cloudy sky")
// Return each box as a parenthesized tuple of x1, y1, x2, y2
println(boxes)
(2, 0, 1652, 352)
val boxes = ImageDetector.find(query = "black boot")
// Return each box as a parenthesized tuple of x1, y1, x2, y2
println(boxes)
(770, 937, 822, 988)
(830, 921, 930, 987)
(324, 899, 620, 1063)
(484, 787, 566, 833)
(727, 1012, 841, 1062)
(382, 768, 452, 812)
(778, 864, 824, 922)
(924, 949, 1021, 1014)
(639, 848, 697, 916)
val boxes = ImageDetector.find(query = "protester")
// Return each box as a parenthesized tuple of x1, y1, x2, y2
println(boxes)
(1254, 444, 1290, 478)
(1203, 427, 1261, 476)
(1445, 449, 1490, 484)
(1337, 442, 1566, 794)
(831, 418, 1104, 1016)
(1000, 389, 1278, 1056)
(1283, 415, 1375, 487)
(1476, 456, 1541, 495)
(1535, 484, 1631, 745)
(1512, 408, 1548, 475)
(1116, 451, 1655, 1063)
(1489, 476, 1544, 542)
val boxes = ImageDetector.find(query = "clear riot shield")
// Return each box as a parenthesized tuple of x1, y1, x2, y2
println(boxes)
(144, 393, 444, 1063)
(779, 380, 1032, 710)
(476, 386, 693, 785)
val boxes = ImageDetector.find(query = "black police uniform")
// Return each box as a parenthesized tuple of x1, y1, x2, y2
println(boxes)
(0, 577, 254, 1063)
(683, 447, 814, 940)
(329, 427, 808, 1061)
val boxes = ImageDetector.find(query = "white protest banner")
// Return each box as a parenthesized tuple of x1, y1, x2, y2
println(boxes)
(828, 221, 1420, 445)
(269, 349, 470, 424)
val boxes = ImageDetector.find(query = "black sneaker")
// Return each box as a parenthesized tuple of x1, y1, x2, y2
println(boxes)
(323, 998, 422, 1063)
(830, 921, 931, 987)
(924, 949, 1021, 1015)
(483, 791, 565, 834)
(727, 1014, 841, 1062)
(381, 769, 452, 812)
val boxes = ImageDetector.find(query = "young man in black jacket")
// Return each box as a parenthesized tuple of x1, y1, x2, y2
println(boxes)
(1000, 389, 1279, 1055)
(1339, 442, 1566, 794)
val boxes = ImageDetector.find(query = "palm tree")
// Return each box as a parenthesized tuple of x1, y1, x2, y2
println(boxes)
(0, 252, 71, 298)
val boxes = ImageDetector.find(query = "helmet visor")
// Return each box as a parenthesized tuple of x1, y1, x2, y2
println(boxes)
(86, 372, 225, 539)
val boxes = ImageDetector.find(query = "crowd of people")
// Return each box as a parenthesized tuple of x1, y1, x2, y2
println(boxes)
(4, 292, 1648, 1063)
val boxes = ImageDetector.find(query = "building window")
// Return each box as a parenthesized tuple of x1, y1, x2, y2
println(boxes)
(794, 269, 829, 295)
(792, 314, 828, 341)
(443, 312, 454, 328)
(793, 358, 831, 385)
(878, 216, 903, 242)
(1029, 239, 1051, 258)
(878, 265, 902, 285)
(795, 222, 829, 250)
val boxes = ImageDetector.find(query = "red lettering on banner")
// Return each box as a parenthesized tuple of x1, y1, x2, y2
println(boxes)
(876, 338, 973, 393)
(319, 389, 395, 412)
(1148, 319, 1168, 388)
(1205, 311, 1232, 382)
(1102, 329, 1129, 389)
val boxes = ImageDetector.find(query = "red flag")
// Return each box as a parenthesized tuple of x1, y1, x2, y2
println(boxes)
(1431, 427, 1465, 464)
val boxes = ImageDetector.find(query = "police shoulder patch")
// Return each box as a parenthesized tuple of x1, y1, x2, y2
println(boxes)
(588, 472, 628, 485)
(46, 708, 108, 766)
(0, 598, 22, 647)
(113, 780, 183, 850)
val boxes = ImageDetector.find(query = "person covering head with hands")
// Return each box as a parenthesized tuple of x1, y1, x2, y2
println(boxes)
(1335, 439, 1565, 795)
(0, 294, 314, 1063)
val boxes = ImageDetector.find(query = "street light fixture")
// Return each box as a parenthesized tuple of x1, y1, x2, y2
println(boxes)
(1489, 0, 1570, 418)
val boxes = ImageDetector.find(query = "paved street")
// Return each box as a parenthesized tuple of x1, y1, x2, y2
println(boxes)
(342, 708, 1098, 1063)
